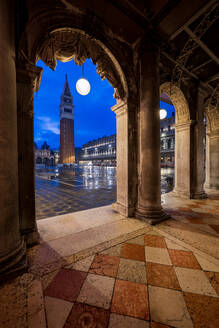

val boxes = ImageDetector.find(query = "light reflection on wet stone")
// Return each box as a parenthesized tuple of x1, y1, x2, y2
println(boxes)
(35, 165, 174, 220)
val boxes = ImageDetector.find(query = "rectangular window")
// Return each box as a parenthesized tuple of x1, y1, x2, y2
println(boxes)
(64, 108, 72, 113)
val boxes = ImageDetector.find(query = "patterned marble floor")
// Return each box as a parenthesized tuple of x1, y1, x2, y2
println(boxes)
(40, 231, 219, 328)
(1, 195, 219, 328)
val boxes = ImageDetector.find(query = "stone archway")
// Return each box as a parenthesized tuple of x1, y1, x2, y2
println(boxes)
(17, 22, 138, 244)
(205, 106, 219, 190)
(160, 82, 192, 198)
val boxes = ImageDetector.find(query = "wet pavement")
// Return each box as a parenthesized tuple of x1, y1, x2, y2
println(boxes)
(35, 165, 174, 220)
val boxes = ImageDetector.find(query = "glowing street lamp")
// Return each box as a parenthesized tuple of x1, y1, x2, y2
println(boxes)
(76, 64, 91, 96)
(160, 109, 167, 120)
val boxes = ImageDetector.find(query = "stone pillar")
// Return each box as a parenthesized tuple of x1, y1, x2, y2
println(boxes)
(190, 88, 207, 198)
(205, 107, 219, 191)
(16, 62, 42, 246)
(135, 44, 168, 224)
(0, 0, 27, 278)
(174, 121, 192, 198)
(112, 99, 137, 217)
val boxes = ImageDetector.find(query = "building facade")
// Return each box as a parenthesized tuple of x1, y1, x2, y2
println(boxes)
(80, 134, 116, 166)
(160, 114, 175, 167)
(60, 74, 75, 164)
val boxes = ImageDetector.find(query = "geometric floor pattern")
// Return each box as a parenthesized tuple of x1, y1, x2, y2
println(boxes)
(43, 232, 219, 328)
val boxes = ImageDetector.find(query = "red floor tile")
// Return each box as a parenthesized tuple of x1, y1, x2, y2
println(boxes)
(184, 292, 219, 328)
(44, 269, 86, 302)
(89, 254, 120, 277)
(146, 262, 180, 290)
(187, 217, 204, 224)
(205, 271, 219, 295)
(121, 243, 145, 262)
(111, 279, 149, 320)
(209, 225, 219, 234)
(64, 303, 110, 328)
(151, 322, 172, 328)
(144, 235, 167, 248)
(168, 249, 201, 269)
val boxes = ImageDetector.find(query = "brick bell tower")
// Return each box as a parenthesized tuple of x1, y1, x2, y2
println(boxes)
(60, 74, 75, 164)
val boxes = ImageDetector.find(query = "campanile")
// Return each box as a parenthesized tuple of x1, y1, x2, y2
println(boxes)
(60, 74, 75, 164)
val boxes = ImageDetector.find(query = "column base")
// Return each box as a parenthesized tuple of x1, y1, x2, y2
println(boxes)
(135, 207, 170, 225)
(191, 190, 208, 199)
(172, 188, 191, 199)
(23, 229, 40, 247)
(112, 202, 135, 217)
(0, 238, 27, 282)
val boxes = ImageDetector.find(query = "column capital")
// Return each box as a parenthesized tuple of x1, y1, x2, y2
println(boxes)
(16, 61, 43, 92)
(111, 101, 128, 116)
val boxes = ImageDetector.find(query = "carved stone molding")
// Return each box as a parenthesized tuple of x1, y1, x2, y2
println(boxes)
(205, 106, 219, 134)
(16, 62, 43, 118)
(111, 101, 128, 117)
(160, 82, 190, 124)
(37, 30, 126, 100)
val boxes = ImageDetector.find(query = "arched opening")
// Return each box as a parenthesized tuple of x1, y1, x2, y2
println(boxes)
(34, 57, 118, 218)
(17, 25, 137, 241)
(160, 82, 191, 198)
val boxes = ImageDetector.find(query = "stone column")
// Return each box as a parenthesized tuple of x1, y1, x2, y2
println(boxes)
(205, 107, 219, 191)
(135, 44, 168, 224)
(190, 88, 207, 198)
(174, 121, 192, 198)
(0, 0, 27, 278)
(112, 99, 137, 217)
(16, 62, 42, 246)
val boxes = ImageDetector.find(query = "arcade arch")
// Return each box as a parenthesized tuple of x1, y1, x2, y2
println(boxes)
(17, 24, 138, 244)
(160, 82, 192, 198)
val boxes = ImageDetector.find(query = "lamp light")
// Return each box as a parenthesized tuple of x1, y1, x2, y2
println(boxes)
(76, 64, 91, 96)
(160, 109, 167, 120)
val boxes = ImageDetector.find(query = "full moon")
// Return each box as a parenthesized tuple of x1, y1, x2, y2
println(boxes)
(160, 109, 167, 120)
(76, 78, 91, 96)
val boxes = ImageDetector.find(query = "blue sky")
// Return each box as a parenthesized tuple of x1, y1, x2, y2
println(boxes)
(34, 59, 174, 149)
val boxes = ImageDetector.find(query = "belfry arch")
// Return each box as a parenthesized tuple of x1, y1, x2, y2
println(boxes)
(160, 82, 192, 198)
(17, 22, 138, 245)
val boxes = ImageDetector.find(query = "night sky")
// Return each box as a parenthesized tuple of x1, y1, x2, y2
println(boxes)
(34, 59, 174, 149)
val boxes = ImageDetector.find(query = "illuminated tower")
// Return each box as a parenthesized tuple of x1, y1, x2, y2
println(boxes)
(60, 74, 75, 164)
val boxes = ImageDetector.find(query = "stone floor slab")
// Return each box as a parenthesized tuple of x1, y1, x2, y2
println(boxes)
(149, 285, 193, 328)
(77, 273, 115, 309)
(117, 258, 147, 284)
(70, 255, 95, 272)
(127, 235, 145, 245)
(111, 279, 149, 320)
(145, 247, 172, 265)
(168, 249, 201, 269)
(175, 267, 218, 297)
(89, 254, 120, 277)
(146, 262, 180, 290)
(144, 235, 167, 248)
(194, 254, 219, 273)
(184, 292, 219, 328)
(64, 303, 110, 328)
(205, 271, 219, 295)
(100, 244, 122, 257)
(45, 296, 72, 328)
(108, 313, 149, 328)
(121, 243, 145, 262)
(44, 269, 86, 302)
(165, 238, 188, 251)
